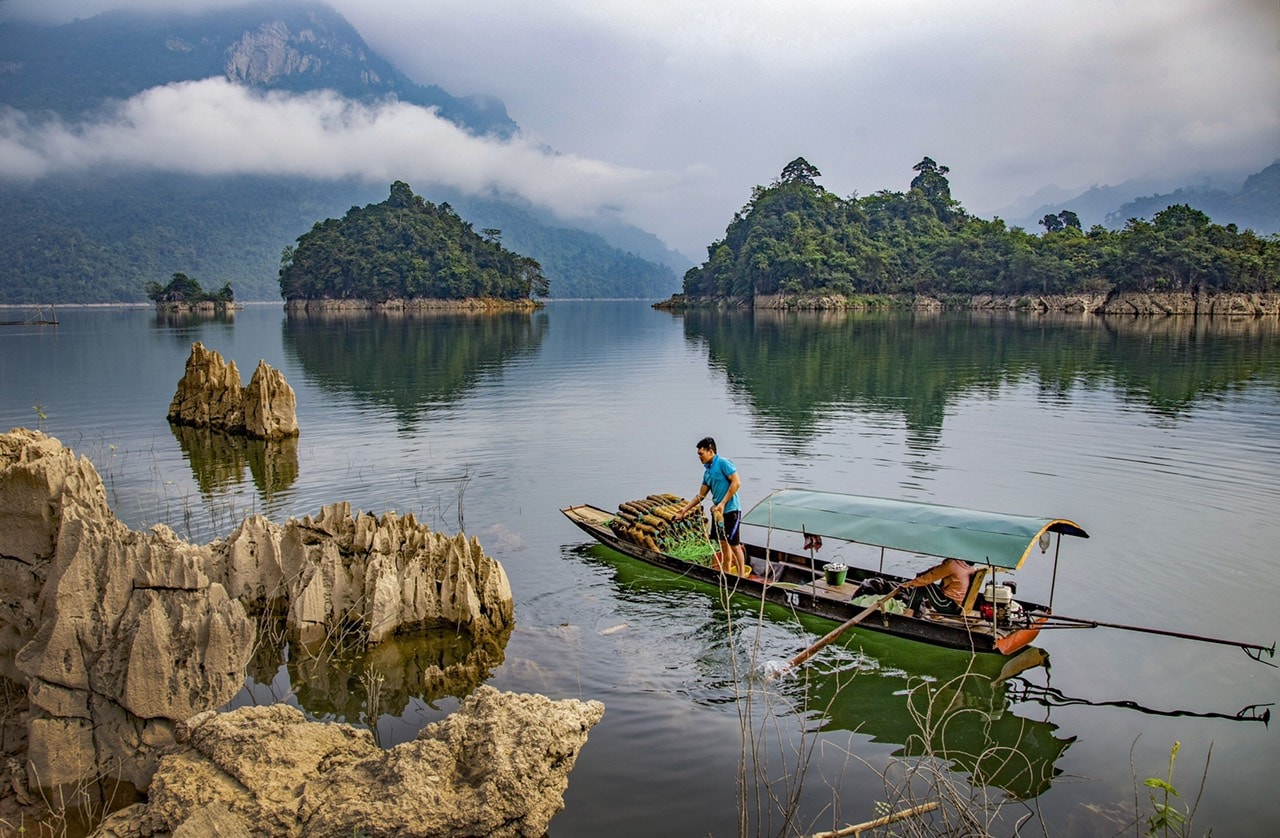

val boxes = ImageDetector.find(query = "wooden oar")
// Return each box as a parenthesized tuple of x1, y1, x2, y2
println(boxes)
(770, 583, 908, 679)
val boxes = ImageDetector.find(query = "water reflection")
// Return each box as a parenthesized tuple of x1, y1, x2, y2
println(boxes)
(169, 423, 299, 498)
(793, 642, 1071, 799)
(152, 307, 237, 328)
(1005, 678, 1273, 724)
(282, 309, 547, 425)
(150, 307, 238, 350)
(678, 309, 1280, 445)
(241, 620, 513, 734)
(571, 542, 1072, 799)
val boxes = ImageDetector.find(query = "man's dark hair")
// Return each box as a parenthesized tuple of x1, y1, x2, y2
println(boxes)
(697, 436, 716, 453)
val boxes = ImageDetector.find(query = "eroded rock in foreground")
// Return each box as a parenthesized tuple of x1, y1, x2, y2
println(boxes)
(94, 687, 605, 838)
(0, 428, 254, 797)
(0, 428, 517, 813)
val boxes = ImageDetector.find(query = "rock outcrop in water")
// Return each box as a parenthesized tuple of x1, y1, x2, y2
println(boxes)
(167, 342, 299, 440)
(93, 686, 604, 837)
(213, 502, 514, 646)
(0, 429, 519, 821)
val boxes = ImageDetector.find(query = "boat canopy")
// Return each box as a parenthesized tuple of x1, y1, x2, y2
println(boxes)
(742, 489, 1088, 570)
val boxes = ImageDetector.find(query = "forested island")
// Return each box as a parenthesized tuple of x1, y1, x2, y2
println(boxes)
(145, 272, 235, 309)
(279, 181, 549, 309)
(669, 157, 1280, 312)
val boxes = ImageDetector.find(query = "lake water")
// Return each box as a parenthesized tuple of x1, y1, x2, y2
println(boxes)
(2, 302, 1278, 836)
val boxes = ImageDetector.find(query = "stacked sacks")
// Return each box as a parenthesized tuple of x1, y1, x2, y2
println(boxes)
(608, 494, 710, 556)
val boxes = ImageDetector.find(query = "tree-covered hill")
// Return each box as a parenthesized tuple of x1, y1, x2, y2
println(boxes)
(438, 193, 685, 300)
(682, 157, 1280, 300)
(0, 172, 372, 304)
(0, 173, 681, 304)
(279, 181, 548, 301)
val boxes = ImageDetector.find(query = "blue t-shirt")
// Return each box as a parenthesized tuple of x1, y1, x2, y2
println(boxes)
(702, 454, 741, 513)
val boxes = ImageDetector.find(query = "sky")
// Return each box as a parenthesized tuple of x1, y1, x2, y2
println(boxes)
(2, 0, 1278, 259)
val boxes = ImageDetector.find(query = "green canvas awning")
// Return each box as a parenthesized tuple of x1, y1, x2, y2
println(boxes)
(742, 489, 1088, 570)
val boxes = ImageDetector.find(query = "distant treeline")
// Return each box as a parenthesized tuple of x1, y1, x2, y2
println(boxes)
(683, 157, 1280, 299)
(279, 182, 549, 302)
(0, 172, 679, 305)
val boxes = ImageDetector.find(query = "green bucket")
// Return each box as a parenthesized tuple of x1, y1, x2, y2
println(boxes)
(824, 562, 848, 586)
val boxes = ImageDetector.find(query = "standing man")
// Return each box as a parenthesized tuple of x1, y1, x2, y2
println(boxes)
(675, 437, 747, 575)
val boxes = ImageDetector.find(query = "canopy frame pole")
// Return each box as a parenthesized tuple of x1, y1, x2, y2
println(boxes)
(878, 545, 884, 575)
(1048, 531, 1062, 611)
(802, 525, 818, 595)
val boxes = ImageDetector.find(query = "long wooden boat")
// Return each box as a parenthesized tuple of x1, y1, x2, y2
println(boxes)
(561, 488, 1090, 656)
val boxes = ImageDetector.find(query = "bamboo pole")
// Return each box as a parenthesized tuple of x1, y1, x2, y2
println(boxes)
(769, 584, 908, 680)
(807, 801, 940, 838)
(1030, 611, 1275, 659)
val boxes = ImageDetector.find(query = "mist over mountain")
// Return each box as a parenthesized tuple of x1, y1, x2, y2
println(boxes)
(0, 1, 686, 302)
(0, 1, 518, 136)
(996, 162, 1280, 234)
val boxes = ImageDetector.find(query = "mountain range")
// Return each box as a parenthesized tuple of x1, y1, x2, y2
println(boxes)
(1, 2, 1273, 304)
(0, 1, 689, 303)
(994, 161, 1280, 234)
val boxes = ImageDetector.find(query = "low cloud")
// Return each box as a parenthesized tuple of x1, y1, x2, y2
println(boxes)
(3, 0, 1278, 255)
(0, 78, 696, 231)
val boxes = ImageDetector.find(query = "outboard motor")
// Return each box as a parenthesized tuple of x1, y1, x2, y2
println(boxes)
(979, 581, 1019, 622)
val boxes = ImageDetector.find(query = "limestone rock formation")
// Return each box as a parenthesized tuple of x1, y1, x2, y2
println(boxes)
(242, 359, 299, 440)
(1100, 291, 1280, 316)
(94, 687, 605, 837)
(211, 503, 515, 646)
(167, 342, 299, 440)
(967, 294, 1107, 313)
(0, 428, 255, 796)
(723, 291, 1280, 315)
(1, 429, 516, 811)
(225, 20, 322, 86)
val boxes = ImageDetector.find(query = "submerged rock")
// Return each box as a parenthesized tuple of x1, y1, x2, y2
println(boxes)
(167, 342, 299, 440)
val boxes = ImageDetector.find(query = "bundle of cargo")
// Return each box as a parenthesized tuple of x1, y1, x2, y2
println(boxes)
(607, 493, 715, 563)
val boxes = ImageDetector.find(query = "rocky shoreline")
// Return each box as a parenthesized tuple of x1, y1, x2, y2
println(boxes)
(284, 297, 543, 314)
(0, 429, 597, 836)
(93, 687, 603, 837)
(657, 291, 1280, 316)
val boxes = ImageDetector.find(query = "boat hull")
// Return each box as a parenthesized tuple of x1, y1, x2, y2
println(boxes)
(561, 503, 1045, 656)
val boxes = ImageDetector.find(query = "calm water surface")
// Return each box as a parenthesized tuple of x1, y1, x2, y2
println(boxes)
(2, 302, 1278, 836)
